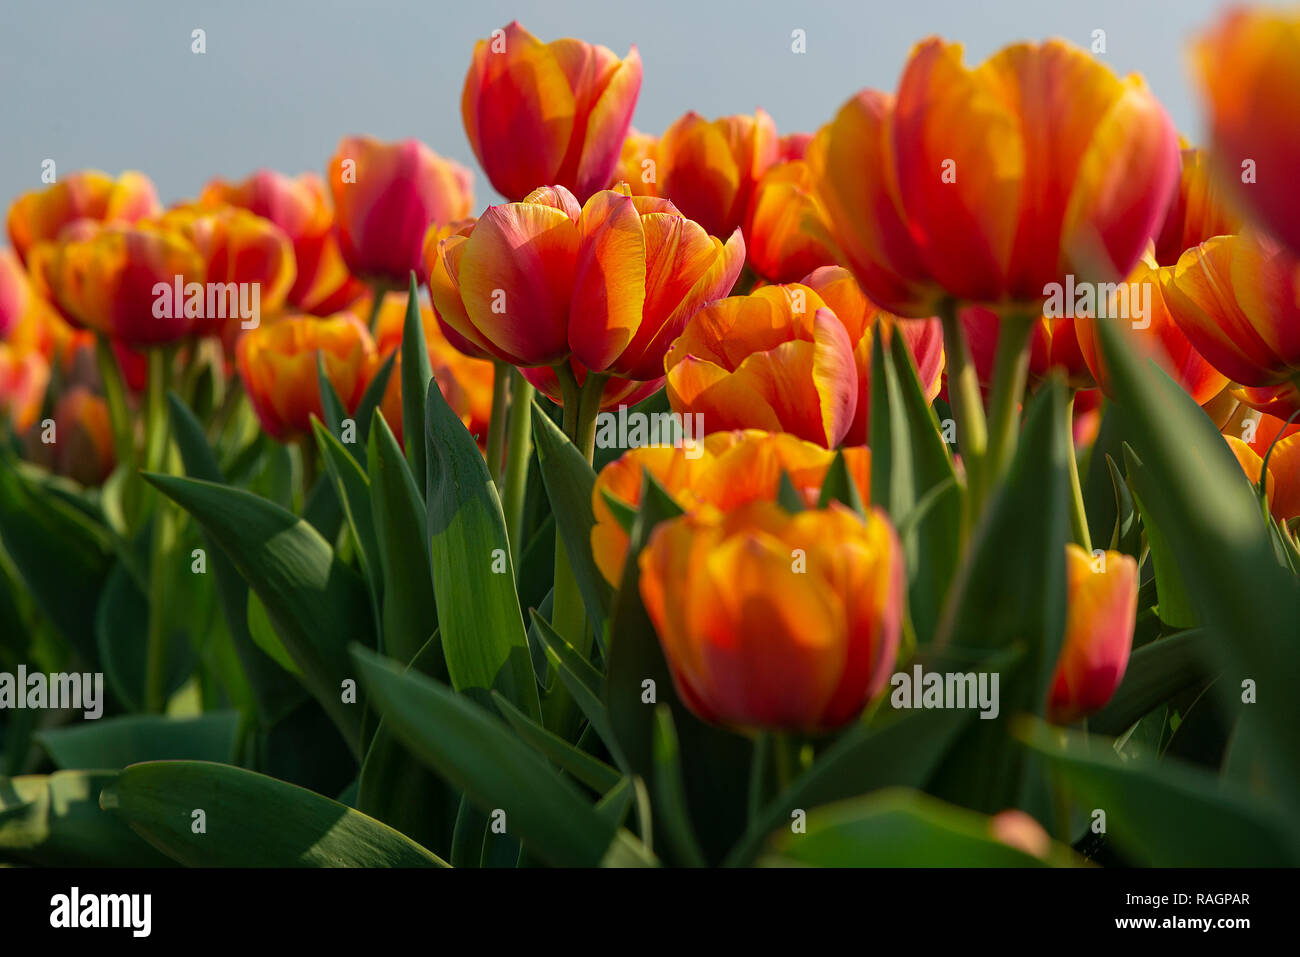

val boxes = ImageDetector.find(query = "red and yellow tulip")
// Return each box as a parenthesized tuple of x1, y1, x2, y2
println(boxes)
(7, 170, 159, 266)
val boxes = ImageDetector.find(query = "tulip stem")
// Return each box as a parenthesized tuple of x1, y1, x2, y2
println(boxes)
(938, 302, 987, 525)
(503, 369, 534, 569)
(1063, 391, 1092, 553)
(365, 283, 386, 335)
(983, 310, 1035, 493)
(486, 361, 510, 486)
(144, 347, 176, 714)
(94, 334, 134, 470)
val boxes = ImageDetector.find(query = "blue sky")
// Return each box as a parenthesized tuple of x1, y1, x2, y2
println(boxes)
(2, 0, 1231, 208)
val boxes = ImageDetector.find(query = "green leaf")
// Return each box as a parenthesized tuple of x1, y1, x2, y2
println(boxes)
(492, 691, 622, 794)
(1089, 629, 1211, 736)
(763, 788, 1070, 867)
(368, 413, 440, 669)
(36, 713, 240, 770)
(775, 470, 805, 513)
(1017, 718, 1300, 865)
(246, 590, 303, 677)
(1105, 454, 1142, 557)
(312, 418, 380, 604)
(532, 404, 614, 629)
(95, 559, 194, 712)
(143, 474, 371, 754)
(815, 449, 864, 515)
(1124, 446, 1197, 628)
(352, 646, 625, 867)
(316, 352, 346, 436)
(354, 349, 396, 448)
(651, 706, 706, 866)
(424, 380, 539, 719)
(101, 760, 445, 866)
(0, 770, 171, 866)
(402, 273, 434, 492)
(600, 487, 640, 532)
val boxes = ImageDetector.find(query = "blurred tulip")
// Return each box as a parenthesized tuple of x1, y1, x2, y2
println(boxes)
(1, 247, 32, 339)
(236, 311, 375, 440)
(1224, 434, 1275, 509)
(1225, 431, 1300, 523)
(0, 343, 49, 432)
(612, 128, 660, 197)
(653, 110, 779, 240)
(1153, 146, 1242, 267)
(328, 137, 473, 286)
(1161, 228, 1300, 416)
(7, 170, 159, 265)
(1194, 7, 1300, 257)
(639, 501, 903, 731)
(25, 386, 114, 486)
(42, 222, 206, 346)
(664, 284, 858, 447)
(463, 21, 641, 203)
(746, 159, 838, 283)
(1047, 544, 1139, 724)
(592, 429, 869, 585)
(370, 291, 494, 448)
(803, 265, 944, 444)
(200, 170, 367, 315)
(428, 185, 744, 376)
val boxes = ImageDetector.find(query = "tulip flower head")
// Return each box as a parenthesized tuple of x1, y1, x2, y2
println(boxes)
(7, 169, 160, 266)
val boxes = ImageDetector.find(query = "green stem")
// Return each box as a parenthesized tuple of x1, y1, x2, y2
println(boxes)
(938, 302, 987, 526)
(1063, 390, 1092, 552)
(365, 283, 387, 336)
(503, 369, 535, 568)
(772, 732, 797, 793)
(144, 348, 175, 713)
(983, 310, 1035, 493)
(747, 733, 770, 824)
(94, 334, 134, 469)
(486, 361, 510, 486)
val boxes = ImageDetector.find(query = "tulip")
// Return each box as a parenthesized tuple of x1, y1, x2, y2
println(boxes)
(200, 170, 367, 315)
(1153, 146, 1242, 267)
(328, 137, 474, 287)
(7, 170, 159, 266)
(236, 311, 376, 441)
(664, 283, 858, 447)
(653, 110, 779, 240)
(611, 128, 659, 197)
(746, 159, 838, 283)
(638, 501, 904, 731)
(427, 185, 744, 375)
(1193, 8, 1300, 258)
(0, 343, 49, 432)
(370, 292, 494, 448)
(462, 21, 641, 203)
(522, 360, 663, 414)
(1047, 544, 1139, 724)
(1161, 228, 1300, 417)
(1, 247, 31, 339)
(1224, 432, 1300, 524)
(41, 222, 206, 346)
(24, 385, 114, 486)
(803, 265, 944, 444)
(592, 429, 869, 585)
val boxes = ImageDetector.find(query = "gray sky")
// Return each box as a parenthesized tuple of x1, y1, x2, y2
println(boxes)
(2, 0, 1229, 208)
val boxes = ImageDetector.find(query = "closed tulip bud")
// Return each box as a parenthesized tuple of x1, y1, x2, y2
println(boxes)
(26, 386, 114, 486)
(7, 170, 160, 266)
(200, 170, 367, 315)
(1194, 8, 1300, 258)
(236, 311, 375, 441)
(1047, 544, 1139, 724)
(592, 429, 869, 585)
(0, 343, 49, 433)
(654, 109, 779, 240)
(639, 502, 904, 731)
(1161, 228, 1300, 417)
(665, 284, 858, 447)
(43, 222, 206, 346)
(328, 137, 474, 287)
(428, 185, 744, 375)
(802, 265, 945, 444)
(463, 21, 642, 203)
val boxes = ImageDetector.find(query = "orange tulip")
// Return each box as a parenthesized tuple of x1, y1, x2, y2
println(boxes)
(41, 222, 206, 346)
(7, 170, 159, 266)
(639, 501, 904, 731)
(25, 386, 114, 486)
(813, 40, 1179, 313)
(664, 284, 858, 447)
(746, 158, 838, 283)
(1161, 228, 1300, 416)
(1047, 544, 1139, 724)
(0, 343, 49, 432)
(370, 292, 494, 448)
(1, 247, 31, 339)
(462, 21, 642, 203)
(427, 185, 744, 375)
(1194, 7, 1300, 258)
(200, 170, 367, 315)
(1153, 146, 1242, 267)
(1224, 432, 1300, 524)
(652, 110, 779, 240)
(803, 265, 945, 445)
(611, 128, 659, 197)
(591, 429, 869, 585)
(236, 311, 376, 441)
(328, 137, 473, 287)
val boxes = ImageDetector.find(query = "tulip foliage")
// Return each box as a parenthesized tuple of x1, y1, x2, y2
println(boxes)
(1, 12, 1299, 869)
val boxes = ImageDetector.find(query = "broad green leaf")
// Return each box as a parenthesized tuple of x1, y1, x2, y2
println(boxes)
(424, 380, 539, 719)
(101, 760, 444, 867)
(316, 352, 346, 436)
(312, 418, 381, 607)
(651, 706, 706, 866)
(492, 691, 622, 794)
(144, 474, 371, 754)
(402, 273, 434, 491)
(36, 713, 239, 770)
(1105, 453, 1142, 558)
(1124, 446, 1197, 628)
(354, 350, 396, 448)
(1089, 629, 1211, 736)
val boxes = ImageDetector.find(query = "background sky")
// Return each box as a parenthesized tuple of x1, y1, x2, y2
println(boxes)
(2, 0, 1233, 209)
